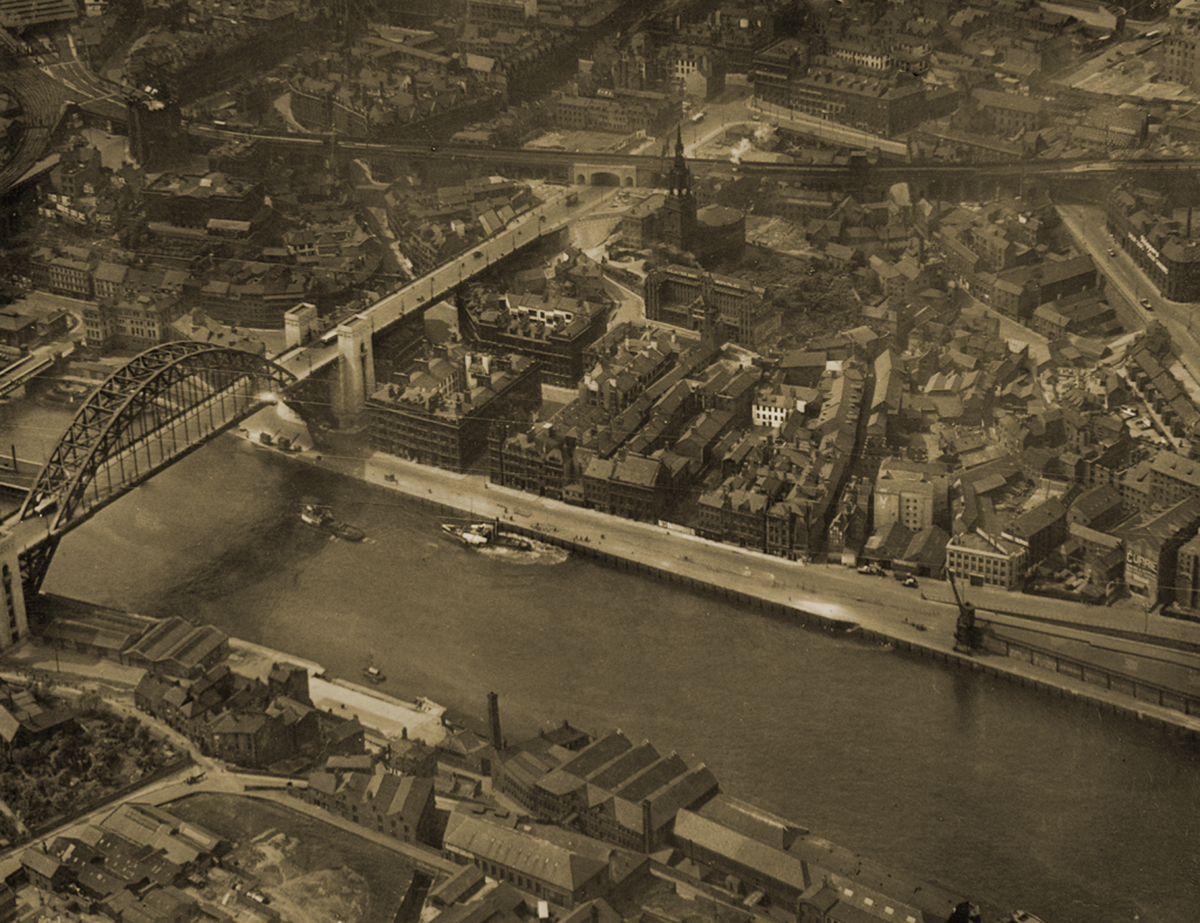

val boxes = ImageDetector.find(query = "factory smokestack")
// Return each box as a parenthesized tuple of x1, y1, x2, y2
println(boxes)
(487, 691, 503, 752)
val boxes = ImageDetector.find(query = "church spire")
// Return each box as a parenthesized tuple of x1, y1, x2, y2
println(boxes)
(669, 125, 691, 197)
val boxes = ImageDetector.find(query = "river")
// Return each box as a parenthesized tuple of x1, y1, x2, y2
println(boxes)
(4, 399, 1200, 923)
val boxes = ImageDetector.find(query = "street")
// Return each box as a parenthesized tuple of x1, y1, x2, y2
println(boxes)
(1059, 203, 1200, 409)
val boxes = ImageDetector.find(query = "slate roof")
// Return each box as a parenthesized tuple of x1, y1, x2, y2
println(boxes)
(673, 809, 811, 892)
(443, 813, 609, 892)
(698, 794, 804, 851)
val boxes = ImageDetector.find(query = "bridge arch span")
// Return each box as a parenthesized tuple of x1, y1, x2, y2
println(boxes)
(16, 342, 295, 592)
(573, 162, 638, 188)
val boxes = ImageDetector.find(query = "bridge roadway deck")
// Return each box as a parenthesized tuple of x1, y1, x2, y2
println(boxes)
(2, 376, 281, 549)
(275, 191, 575, 382)
(0, 354, 54, 397)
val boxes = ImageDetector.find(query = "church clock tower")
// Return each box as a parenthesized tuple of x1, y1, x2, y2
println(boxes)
(660, 127, 697, 252)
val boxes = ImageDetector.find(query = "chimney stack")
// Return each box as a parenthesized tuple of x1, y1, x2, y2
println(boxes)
(487, 691, 503, 752)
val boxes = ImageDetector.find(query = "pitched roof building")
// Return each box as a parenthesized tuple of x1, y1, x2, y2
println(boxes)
(442, 812, 611, 909)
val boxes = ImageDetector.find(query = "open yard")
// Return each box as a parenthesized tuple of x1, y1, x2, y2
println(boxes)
(169, 793, 416, 923)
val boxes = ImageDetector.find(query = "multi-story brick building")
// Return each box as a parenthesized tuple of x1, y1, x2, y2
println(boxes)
(645, 265, 777, 351)
(549, 89, 679, 135)
(92, 261, 128, 301)
(368, 351, 540, 472)
(298, 762, 435, 844)
(973, 88, 1044, 134)
(1107, 183, 1200, 302)
(468, 0, 536, 27)
(988, 255, 1098, 321)
(945, 530, 1027, 589)
(1001, 497, 1067, 567)
(604, 453, 669, 522)
(143, 172, 264, 229)
(30, 246, 94, 299)
(1173, 532, 1200, 614)
(666, 43, 727, 99)
(465, 293, 609, 387)
(763, 63, 960, 137)
(50, 146, 104, 199)
(491, 423, 570, 498)
(1163, 0, 1200, 90)
(1149, 450, 1200, 509)
(874, 457, 949, 531)
(751, 38, 811, 107)
(1115, 495, 1200, 606)
(827, 37, 891, 71)
(84, 293, 186, 352)
(972, 224, 1017, 274)
(618, 194, 667, 249)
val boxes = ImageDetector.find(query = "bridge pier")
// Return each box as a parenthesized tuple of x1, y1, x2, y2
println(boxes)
(0, 530, 30, 652)
(331, 314, 377, 431)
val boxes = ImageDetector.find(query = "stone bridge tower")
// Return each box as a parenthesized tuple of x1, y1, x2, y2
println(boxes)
(332, 314, 377, 430)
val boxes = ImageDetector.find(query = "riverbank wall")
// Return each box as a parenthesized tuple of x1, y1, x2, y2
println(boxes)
(412, 491, 857, 634)
(502, 519, 1200, 741)
(237, 431, 1200, 741)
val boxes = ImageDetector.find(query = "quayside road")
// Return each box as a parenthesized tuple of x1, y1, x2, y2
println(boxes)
(257, 432, 1200, 738)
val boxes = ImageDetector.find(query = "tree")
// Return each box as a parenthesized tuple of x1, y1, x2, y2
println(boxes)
(78, 690, 104, 717)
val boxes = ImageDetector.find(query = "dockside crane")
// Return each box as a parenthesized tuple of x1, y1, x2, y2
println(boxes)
(946, 568, 979, 655)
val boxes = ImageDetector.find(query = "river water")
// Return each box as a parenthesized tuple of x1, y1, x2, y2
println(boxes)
(4, 399, 1199, 923)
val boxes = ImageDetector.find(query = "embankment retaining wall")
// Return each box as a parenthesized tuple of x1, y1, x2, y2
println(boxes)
(357, 473, 1200, 741)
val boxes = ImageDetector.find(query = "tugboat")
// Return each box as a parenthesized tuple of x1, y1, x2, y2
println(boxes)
(362, 656, 386, 684)
(442, 519, 534, 551)
(300, 502, 365, 542)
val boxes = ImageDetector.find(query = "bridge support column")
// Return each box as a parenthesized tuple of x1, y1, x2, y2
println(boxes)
(0, 530, 29, 652)
(332, 314, 377, 431)
(284, 302, 319, 349)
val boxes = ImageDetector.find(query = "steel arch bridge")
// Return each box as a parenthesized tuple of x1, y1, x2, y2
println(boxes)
(12, 342, 296, 595)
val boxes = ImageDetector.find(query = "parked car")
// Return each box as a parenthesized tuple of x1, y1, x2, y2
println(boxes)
(902, 576, 919, 588)
(1140, 298, 1153, 309)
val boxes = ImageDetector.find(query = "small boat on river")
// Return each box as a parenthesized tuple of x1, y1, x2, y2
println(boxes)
(362, 654, 386, 683)
(300, 502, 365, 541)
(442, 520, 534, 551)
